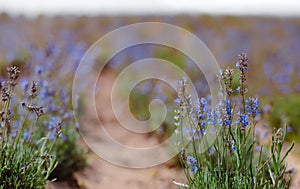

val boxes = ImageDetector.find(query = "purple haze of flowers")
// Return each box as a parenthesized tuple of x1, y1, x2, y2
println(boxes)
(47, 117, 60, 140)
(263, 62, 274, 79)
(20, 78, 29, 91)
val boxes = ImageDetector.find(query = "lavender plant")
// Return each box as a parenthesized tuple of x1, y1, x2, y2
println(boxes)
(23, 63, 87, 180)
(174, 53, 295, 189)
(0, 66, 60, 189)
(15, 43, 87, 180)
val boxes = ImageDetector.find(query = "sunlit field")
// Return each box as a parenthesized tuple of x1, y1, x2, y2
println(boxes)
(0, 13, 300, 189)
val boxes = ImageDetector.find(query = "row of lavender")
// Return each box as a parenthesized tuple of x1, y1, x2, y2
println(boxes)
(1, 14, 299, 138)
(1, 15, 299, 95)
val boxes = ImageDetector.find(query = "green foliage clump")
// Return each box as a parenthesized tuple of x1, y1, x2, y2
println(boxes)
(49, 125, 87, 180)
(23, 61, 87, 181)
(174, 54, 294, 189)
(33, 96, 87, 181)
(0, 67, 57, 189)
(0, 141, 56, 189)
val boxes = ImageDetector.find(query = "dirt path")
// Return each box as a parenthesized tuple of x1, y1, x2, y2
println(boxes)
(286, 144, 300, 188)
(73, 70, 184, 189)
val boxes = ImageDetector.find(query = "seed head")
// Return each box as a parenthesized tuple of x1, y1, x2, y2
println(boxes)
(56, 122, 62, 138)
(1, 85, 10, 102)
(30, 81, 38, 98)
(7, 66, 20, 81)
(181, 148, 187, 163)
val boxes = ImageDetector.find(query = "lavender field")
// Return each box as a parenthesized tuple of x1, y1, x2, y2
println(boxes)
(0, 13, 300, 189)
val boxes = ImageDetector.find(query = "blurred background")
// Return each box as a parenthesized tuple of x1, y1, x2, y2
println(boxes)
(0, 1, 300, 188)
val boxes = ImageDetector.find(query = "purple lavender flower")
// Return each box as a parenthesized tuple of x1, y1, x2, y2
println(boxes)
(21, 131, 31, 142)
(237, 111, 249, 128)
(187, 156, 198, 174)
(219, 69, 223, 75)
(246, 97, 260, 118)
(35, 66, 44, 75)
(225, 99, 231, 116)
(240, 114, 249, 128)
(232, 145, 237, 152)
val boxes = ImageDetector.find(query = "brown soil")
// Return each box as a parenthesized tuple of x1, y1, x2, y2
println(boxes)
(72, 70, 183, 189)
(286, 144, 300, 188)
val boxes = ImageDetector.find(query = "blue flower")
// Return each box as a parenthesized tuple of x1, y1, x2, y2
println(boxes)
(187, 156, 198, 174)
(254, 98, 259, 107)
(198, 97, 207, 112)
(24, 132, 30, 139)
(225, 119, 231, 126)
(211, 118, 217, 125)
(208, 147, 215, 155)
(22, 131, 31, 142)
(232, 145, 237, 152)
(201, 128, 206, 135)
(11, 131, 17, 138)
(49, 130, 56, 140)
(290, 168, 296, 174)
(20, 79, 29, 91)
(287, 126, 292, 133)
(35, 66, 44, 75)
(190, 166, 197, 174)
(246, 98, 260, 117)
(236, 61, 241, 68)
(201, 120, 206, 127)
(219, 69, 223, 75)
(263, 131, 269, 138)
(47, 117, 60, 140)
(187, 156, 196, 165)
(239, 113, 249, 128)
(208, 110, 218, 125)
(174, 98, 180, 104)
(254, 146, 262, 152)
(225, 99, 231, 116)
(200, 98, 207, 106)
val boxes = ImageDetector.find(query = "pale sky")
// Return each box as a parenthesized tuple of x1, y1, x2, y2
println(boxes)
(0, 0, 300, 17)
